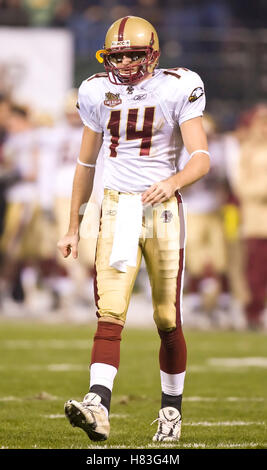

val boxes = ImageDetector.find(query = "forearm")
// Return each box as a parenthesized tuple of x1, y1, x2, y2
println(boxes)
(171, 152, 210, 191)
(174, 116, 210, 190)
(67, 126, 103, 234)
(68, 165, 95, 234)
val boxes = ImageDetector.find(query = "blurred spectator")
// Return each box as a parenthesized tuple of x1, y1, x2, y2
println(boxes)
(51, 0, 73, 27)
(0, 0, 29, 26)
(109, 4, 131, 24)
(33, 88, 99, 313)
(181, 114, 230, 327)
(134, 0, 162, 29)
(161, 0, 231, 66)
(59, 4, 106, 57)
(230, 0, 267, 29)
(0, 94, 10, 158)
(199, 0, 231, 28)
(222, 115, 251, 318)
(0, 104, 39, 310)
(234, 105, 267, 329)
(22, 0, 61, 27)
(0, 94, 11, 238)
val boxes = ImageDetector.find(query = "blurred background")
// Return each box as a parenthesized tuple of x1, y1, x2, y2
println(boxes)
(1, 0, 267, 332)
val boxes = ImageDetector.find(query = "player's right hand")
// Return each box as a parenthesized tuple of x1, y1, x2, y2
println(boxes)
(57, 232, 80, 259)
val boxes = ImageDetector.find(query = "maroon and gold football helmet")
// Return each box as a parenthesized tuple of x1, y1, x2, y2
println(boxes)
(96, 16, 160, 85)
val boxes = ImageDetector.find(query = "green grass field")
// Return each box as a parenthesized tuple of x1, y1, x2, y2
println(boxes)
(0, 319, 266, 449)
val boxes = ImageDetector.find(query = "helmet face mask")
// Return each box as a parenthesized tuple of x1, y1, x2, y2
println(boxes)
(104, 46, 159, 85)
(96, 16, 160, 85)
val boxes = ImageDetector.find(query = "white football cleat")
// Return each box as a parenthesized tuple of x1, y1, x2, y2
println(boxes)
(152, 406, 182, 442)
(64, 392, 110, 441)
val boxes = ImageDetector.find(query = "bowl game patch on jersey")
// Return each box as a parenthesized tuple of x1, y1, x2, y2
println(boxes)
(104, 92, 122, 107)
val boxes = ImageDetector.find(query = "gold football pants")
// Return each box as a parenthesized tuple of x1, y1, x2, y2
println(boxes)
(93, 189, 186, 330)
(186, 211, 227, 276)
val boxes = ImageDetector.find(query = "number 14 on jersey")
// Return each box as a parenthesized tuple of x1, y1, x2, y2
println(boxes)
(107, 107, 155, 157)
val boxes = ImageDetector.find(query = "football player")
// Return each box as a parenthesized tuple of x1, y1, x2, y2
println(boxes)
(58, 16, 210, 442)
(181, 114, 229, 324)
(0, 105, 38, 293)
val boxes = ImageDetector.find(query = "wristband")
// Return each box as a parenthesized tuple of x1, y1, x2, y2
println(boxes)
(190, 150, 210, 158)
(77, 158, 96, 168)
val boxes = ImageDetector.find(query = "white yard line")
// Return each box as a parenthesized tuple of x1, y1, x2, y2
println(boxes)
(0, 396, 23, 402)
(215, 442, 265, 448)
(147, 442, 265, 449)
(45, 364, 86, 371)
(188, 357, 267, 372)
(183, 396, 264, 402)
(208, 357, 267, 368)
(1, 442, 266, 449)
(184, 421, 265, 426)
(109, 414, 129, 419)
(0, 363, 84, 372)
(43, 414, 66, 419)
(0, 395, 265, 402)
(0, 363, 87, 371)
(0, 340, 92, 349)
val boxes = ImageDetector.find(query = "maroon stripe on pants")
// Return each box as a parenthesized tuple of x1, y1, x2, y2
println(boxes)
(118, 16, 129, 41)
(175, 248, 184, 327)
(175, 191, 185, 326)
(93, 207, 102, 317)
(158, 192, 187, 374)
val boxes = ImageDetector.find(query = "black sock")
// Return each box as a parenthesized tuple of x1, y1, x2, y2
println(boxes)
(90, 384, 111, 413)
(161, 392, 182, 417)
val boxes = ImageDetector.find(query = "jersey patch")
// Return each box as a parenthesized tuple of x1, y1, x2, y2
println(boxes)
(161, 210, 173, 223)
(104, 92, 122, 108)
(188, 87, 204, 103)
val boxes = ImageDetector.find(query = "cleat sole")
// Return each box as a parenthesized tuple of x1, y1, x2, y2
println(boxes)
(64, 401, 108, 442)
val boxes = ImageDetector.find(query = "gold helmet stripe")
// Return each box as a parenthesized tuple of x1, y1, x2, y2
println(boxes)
(118, 16, 130, 41)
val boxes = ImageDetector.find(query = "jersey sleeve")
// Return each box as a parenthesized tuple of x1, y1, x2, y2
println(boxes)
(176, 72, 206, 126)
(76, 80, 102, 133)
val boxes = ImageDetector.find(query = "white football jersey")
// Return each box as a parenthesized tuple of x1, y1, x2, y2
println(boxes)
(77, 67, 206, 193)
(53, 123, 84, 198)
(3, 130, 38, 204)
(35, 126, 59, 209)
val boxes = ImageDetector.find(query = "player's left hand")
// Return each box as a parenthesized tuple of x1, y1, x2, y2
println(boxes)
(141, 177, 177, 206)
